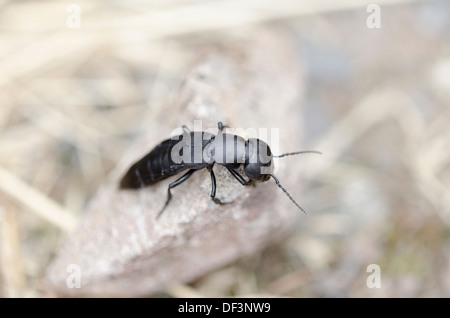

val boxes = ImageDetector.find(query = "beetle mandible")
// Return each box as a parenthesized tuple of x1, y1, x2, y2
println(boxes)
(120, 122, 321, 217)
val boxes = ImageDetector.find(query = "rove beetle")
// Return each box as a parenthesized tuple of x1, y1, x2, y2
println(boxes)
(120, 122, 320, 217)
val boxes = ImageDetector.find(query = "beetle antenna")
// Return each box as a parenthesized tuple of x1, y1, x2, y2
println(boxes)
(273, 150, 322, 158)
(271, 174, 308, 215)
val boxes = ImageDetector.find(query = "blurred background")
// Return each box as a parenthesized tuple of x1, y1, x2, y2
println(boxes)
(1, 0, 450, 297)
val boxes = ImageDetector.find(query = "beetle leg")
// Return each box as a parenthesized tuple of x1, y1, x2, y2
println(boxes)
(226, 167, 253, 186)
(182, 125, 190, 134)
(157, 169, 196, 218)
(217, 122, 230, 134)
(207, 165, 226, 205)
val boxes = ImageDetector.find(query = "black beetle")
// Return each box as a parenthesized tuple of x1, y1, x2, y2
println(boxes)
(120, 122, 320, 217)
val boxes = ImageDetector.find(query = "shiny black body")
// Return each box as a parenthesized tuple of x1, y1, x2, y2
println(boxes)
(120, 122, 274, 217)
(119, 132, 217, 189)
(120, 122, 321, 216)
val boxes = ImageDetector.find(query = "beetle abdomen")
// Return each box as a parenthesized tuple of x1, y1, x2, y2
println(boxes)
(120, 137, 187, 189)
(120, 132, 216, 189)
